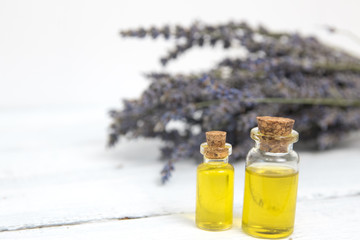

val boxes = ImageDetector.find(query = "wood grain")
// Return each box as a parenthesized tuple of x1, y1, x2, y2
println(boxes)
(1, 196, 359, 240)
(1, 106, 359, 239)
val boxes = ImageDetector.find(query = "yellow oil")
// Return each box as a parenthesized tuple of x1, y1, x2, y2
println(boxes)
(196, 161, 234, 231)
(242, 164, 298, 238)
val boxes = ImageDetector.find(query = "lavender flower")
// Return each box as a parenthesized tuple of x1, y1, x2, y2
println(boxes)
(111, 21, 360, 182)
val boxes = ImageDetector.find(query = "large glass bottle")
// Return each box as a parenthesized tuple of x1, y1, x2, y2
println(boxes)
(242, 116, 299, 238)
(196, 131, 234, 231)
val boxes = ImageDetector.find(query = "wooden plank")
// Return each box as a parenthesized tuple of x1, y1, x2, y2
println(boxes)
(1, 195, 359, 240)
(0, 107, 360, 232)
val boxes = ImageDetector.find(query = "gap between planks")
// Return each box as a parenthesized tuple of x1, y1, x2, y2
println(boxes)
(0, 212, 183, 233)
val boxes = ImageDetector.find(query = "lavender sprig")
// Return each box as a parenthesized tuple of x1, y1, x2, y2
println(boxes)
(111, 21, 360, 183)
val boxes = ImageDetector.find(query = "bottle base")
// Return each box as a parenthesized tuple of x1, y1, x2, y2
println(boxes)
(196, 221, 232, 231)
(242, 223, 293, 239)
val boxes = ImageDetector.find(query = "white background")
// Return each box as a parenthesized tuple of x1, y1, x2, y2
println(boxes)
(1, 0, 360, 109)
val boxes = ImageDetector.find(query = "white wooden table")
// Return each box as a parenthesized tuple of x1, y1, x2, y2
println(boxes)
(1, 105, 360, 240)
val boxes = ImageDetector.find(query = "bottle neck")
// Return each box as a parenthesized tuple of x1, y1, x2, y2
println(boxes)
(200, 142, 232, 162)
(255, 141, 294, 155)
(203, 156, 229, 164)
(250, 127, 298, 154)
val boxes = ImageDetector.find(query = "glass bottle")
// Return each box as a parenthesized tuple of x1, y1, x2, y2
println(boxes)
(196, 131, 234, 231)
(242, 116, 299, 238)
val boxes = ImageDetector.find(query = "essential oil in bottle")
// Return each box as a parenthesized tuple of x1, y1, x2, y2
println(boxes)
(242, 116, 299, 238)
(196, 131, 234, 231)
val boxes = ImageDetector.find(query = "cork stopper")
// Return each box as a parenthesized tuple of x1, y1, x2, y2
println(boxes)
(206, 131, 226, 147)
(203, 147, 229, 159)
(257, 116, 294, 136)
(201, 131, 230, 159)
(255, 116, 296, 153)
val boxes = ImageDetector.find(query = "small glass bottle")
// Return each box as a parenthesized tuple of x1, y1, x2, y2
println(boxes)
(196, 131, 234, 231)
(242, 116, 299, 238)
